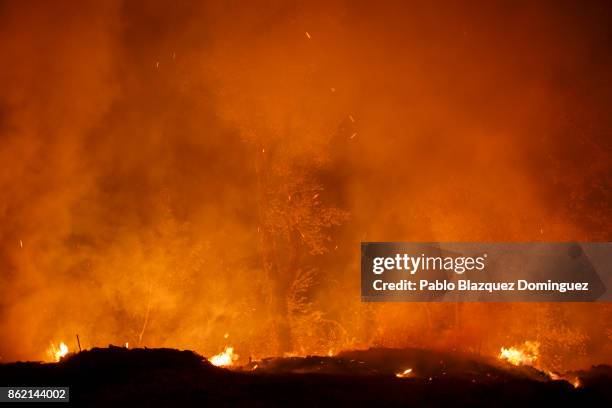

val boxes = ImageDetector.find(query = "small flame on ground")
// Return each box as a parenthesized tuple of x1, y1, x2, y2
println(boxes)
(210, 346, 238, 367)
(48, 342, 69, 362)
(547, 371, 581, 388)
(396, 368, 413, 378)
(499, 341, 539, 366)
(125, 342, 129, 349)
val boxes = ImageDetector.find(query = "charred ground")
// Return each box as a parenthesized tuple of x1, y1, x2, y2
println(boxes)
(1, 347, 610, 407)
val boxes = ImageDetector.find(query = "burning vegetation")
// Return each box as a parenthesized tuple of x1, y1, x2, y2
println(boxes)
(47, 342, 69, 363)
(499, 341, 540, 367)
(395, 368, 413, 378)
(0, 0, 610, 379)
(209, 346, 238, 367)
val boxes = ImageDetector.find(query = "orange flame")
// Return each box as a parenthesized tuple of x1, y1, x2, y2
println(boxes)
(499, 341, 539, 366)
(210, 346, 238, 367)
(395, 368, 413, 378)
(48, 342, 69, 362)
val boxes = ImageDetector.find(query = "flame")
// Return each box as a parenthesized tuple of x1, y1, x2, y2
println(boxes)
(210, 346, 238, 367)
(499, 341, 539, 366)
(547, 371, 581, 388)
(501, 343, 583, 389)
(570, 377, 581, 388)
(395, 368, 413, 378)
(48, 342, 69, 362)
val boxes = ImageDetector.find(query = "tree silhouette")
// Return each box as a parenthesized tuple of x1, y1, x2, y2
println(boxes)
(255, 142, 347, 353)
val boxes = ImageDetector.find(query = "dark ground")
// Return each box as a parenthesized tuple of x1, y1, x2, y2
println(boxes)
(1, 347, 610, 407)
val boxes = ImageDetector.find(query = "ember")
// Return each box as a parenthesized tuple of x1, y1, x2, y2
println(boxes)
(396, 368, 413, 378)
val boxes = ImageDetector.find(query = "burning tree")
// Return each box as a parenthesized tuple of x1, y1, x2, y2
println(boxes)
(255, 144, 348, 353)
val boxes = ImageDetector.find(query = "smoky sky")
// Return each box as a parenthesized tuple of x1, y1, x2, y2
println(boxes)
(0, 0, 610, 367)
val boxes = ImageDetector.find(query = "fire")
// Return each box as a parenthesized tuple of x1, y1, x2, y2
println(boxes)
(395, 368, 413, 378)
(210, 346, 238, 367)
(570, 377, 581, 388)
(547, 371, 581, 388)
(48, 342, 69, 362)
(501, 342, 583, 389)
(499, 341, 539, 366)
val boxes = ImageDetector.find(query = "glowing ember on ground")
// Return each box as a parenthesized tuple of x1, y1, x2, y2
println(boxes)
(499, 341, 539, 366)
(395, 368, 413, 378)
(210, 346, 238, 367)
(48, 342, 69, 362)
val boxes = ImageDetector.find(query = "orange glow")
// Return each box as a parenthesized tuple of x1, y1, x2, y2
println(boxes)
(499, 341, 540, 366)
(0, 1, 609, 371)
(48, 342, 69, 362)
(210, 346, 238, 367)
(396, 368, 413, 378)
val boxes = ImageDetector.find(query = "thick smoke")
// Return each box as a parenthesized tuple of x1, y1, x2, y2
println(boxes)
(0, 0, 610, 369)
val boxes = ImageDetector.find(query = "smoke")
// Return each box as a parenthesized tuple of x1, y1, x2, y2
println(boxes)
(0, 0, 610, 369)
